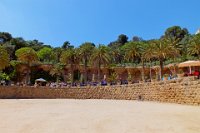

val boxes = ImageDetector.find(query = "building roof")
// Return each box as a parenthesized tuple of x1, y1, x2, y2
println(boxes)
(178, 60, 200, 68)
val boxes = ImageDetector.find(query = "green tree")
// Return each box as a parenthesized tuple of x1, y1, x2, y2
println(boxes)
(0, 46, 10, 70)
(62, 41, 74, 49)
(0, 32, 12, 44)
(49, 63, 64, 83)
(143, 42, 157, 80)
(0, 72, 10, 81)
(37, 47, 53, 62)
(110, 47, 123, 64)
(91, 45, 110, 81)
(10, 37, 27, 50)
(108, 72, 118, 84)
(143, 42, 156, 61)
(122, 41, 146, 81)
(62, 41, 70, 49)
(27, 39, 46, 51)
(6, 37, 28, 60)
(117, 34, 128, 45)
(151, 39, 179, 79)
(122, 42, 141, 62)
(164, 26, 189, 40)
(15, 47, 38, 84)
(78, 42, 95, 83)
(188, 34, 200, 58)
(2, 42, 15, 60)
(60, 48, 79, 83)
(108, 34, 128, 48)
(179, 35, 192, 61)
(138, 42, 148, 81)
(52, 47, 63, 63)
(132, 36, 143, 42)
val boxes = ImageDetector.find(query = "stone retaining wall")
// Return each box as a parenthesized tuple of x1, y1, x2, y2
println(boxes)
(0, 78, 200, 105)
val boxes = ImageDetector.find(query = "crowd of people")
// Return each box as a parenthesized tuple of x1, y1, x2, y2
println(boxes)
(1, 69, 200, 88)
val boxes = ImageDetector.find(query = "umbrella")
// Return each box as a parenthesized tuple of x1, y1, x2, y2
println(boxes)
(178, 60, 200, 74)
(178, 60, 200, 68)
(35, 78, 47, 82)
(166, 63, 177, 68)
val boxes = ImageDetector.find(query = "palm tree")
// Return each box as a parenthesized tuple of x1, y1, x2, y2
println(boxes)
(15, 47, 38, 84)
(151, 39, 179, 79)
(110, 48, 123, 64)
(78, 42, 95, 83)
(179, 35, 192, 61)
(0, 46, 10, 70)
(52, 47, 63, 64)
(143, 42, 156, 81)
(139, 42, 148, 81)
(91, 45, 110, 81)
(188, 34, 200, 58)
(122, 42, 141, 62)
(60, 48, 79, 83)
(108, 72, 118, 84)
(49, 63, 64, 83)
(122, 41, 144, 80)
(62, 41, 70, 49)
(37, 47, 53, 62)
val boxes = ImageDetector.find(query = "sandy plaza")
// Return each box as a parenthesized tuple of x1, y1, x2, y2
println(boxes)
(0, 99, 199, 133)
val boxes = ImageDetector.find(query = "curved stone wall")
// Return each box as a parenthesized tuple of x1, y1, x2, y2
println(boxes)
(0, 78, 200, 106)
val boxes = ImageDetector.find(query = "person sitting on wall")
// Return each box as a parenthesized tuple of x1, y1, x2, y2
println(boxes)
(124, 80, 128, 84)
(34, 82, 38, 88)
(184, 71, 189, 77)
(80, 82, 86, 86)
(120, 79, 123, 85)
(101, 80, 107, 86)
(192, 70, 200, 79)
(92, 82, 97, 86)
(168, 74, 172, 80)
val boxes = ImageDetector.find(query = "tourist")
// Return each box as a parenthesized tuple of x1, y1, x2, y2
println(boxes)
(192, 70, 200, 79)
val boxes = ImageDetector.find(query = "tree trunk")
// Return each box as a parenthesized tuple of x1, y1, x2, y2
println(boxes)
(80, 73, 83, 83)
(71, 71, 74, 83)
(141, 59, 145, 81)
(97, 60, 101, 82)
(174, 65, 177, 77)
(159, 58, 164, 80)
(26, 64, 31, 85)
(26, 71, 31, 85)
(56, 75, 59, 83)
(83, 59, 87, 83)
(149, 61, 152, 81)
(70, 63, 74, 83)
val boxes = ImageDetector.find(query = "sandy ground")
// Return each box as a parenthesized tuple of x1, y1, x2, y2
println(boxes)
(0, 100, 200, 133)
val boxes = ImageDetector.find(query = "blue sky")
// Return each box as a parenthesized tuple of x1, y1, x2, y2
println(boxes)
(1, 0, 200, 47)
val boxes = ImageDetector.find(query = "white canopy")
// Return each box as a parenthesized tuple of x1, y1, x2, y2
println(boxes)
(35, 78, 47, 82)
(178, 60, 200, 68)
(178, 60, 200, 74)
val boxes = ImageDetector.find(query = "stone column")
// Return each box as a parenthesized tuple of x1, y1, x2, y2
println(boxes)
(79, 69, 85, 83)
(102, 68, 109, 81)
(92, 74, 95, 82)
(114, 68, 126, 84)
(126, 68, 136, 83)
(153, 67, 160, 81)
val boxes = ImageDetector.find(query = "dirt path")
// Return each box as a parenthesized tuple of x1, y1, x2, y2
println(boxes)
(0, 99, 199, 133)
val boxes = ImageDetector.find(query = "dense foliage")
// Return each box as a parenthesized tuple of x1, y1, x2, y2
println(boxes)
(0, 26, 200, 84)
